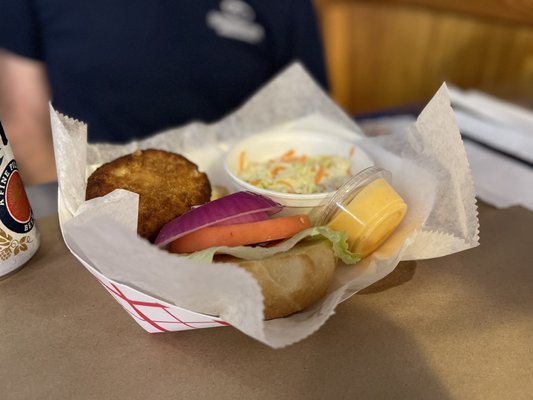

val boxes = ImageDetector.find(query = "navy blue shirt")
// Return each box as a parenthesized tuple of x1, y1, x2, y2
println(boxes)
(0, 0, 328, 142)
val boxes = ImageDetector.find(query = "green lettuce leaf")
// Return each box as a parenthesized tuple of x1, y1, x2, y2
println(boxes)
(186, 226, 360, 264)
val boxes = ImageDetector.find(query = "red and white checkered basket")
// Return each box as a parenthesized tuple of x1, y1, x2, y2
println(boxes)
(75, 254, 229, 333)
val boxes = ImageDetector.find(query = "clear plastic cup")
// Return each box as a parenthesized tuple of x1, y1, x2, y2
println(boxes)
(311, 166, 407, 258)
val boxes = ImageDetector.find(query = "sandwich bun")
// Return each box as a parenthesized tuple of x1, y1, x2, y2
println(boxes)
(221, 240, 336, 320)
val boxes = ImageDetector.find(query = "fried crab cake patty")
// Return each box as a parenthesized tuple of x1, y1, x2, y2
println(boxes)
(86, 149, 211, 241)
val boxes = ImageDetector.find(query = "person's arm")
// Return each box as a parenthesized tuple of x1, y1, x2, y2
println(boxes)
(0, 49, 56, 185)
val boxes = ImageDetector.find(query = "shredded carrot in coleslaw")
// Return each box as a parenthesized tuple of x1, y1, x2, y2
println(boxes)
(239, 151, 246, 172)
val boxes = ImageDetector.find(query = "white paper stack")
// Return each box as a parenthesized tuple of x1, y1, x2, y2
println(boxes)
(447, 85, 533, 211)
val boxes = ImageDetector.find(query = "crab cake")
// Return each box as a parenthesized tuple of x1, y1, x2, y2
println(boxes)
(86, 149, 211, 241)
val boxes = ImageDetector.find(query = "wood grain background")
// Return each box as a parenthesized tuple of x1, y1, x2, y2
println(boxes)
(314, 0, 533, 115)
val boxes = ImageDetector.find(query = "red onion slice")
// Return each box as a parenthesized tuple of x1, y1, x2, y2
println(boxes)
(214, 211, 269, 226)
(154, 191, 282, 247)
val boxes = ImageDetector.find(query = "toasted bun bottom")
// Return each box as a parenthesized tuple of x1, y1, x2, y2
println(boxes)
(225, 240, 336, 320)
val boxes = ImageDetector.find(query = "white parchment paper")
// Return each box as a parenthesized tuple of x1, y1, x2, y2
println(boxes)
(50, 63, 479, 348)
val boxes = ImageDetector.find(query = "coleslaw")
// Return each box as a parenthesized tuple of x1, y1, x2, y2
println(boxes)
(237, 149, 353, 194)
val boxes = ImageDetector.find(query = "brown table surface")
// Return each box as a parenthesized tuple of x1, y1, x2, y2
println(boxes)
(1, 202, 532, 400)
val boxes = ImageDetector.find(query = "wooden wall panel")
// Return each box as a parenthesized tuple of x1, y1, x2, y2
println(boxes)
(319, 2, 354, 108)
(360, 0, 533, 27)
(315, 0, 533, 115)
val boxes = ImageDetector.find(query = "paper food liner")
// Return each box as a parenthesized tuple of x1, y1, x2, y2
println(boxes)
(50, 63, 479, 348)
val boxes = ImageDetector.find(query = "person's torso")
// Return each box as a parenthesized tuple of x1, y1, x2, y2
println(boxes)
(35, 0, 294, 142)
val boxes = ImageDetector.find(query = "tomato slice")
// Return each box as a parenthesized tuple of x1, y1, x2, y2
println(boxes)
(169, 214, 312, 253)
